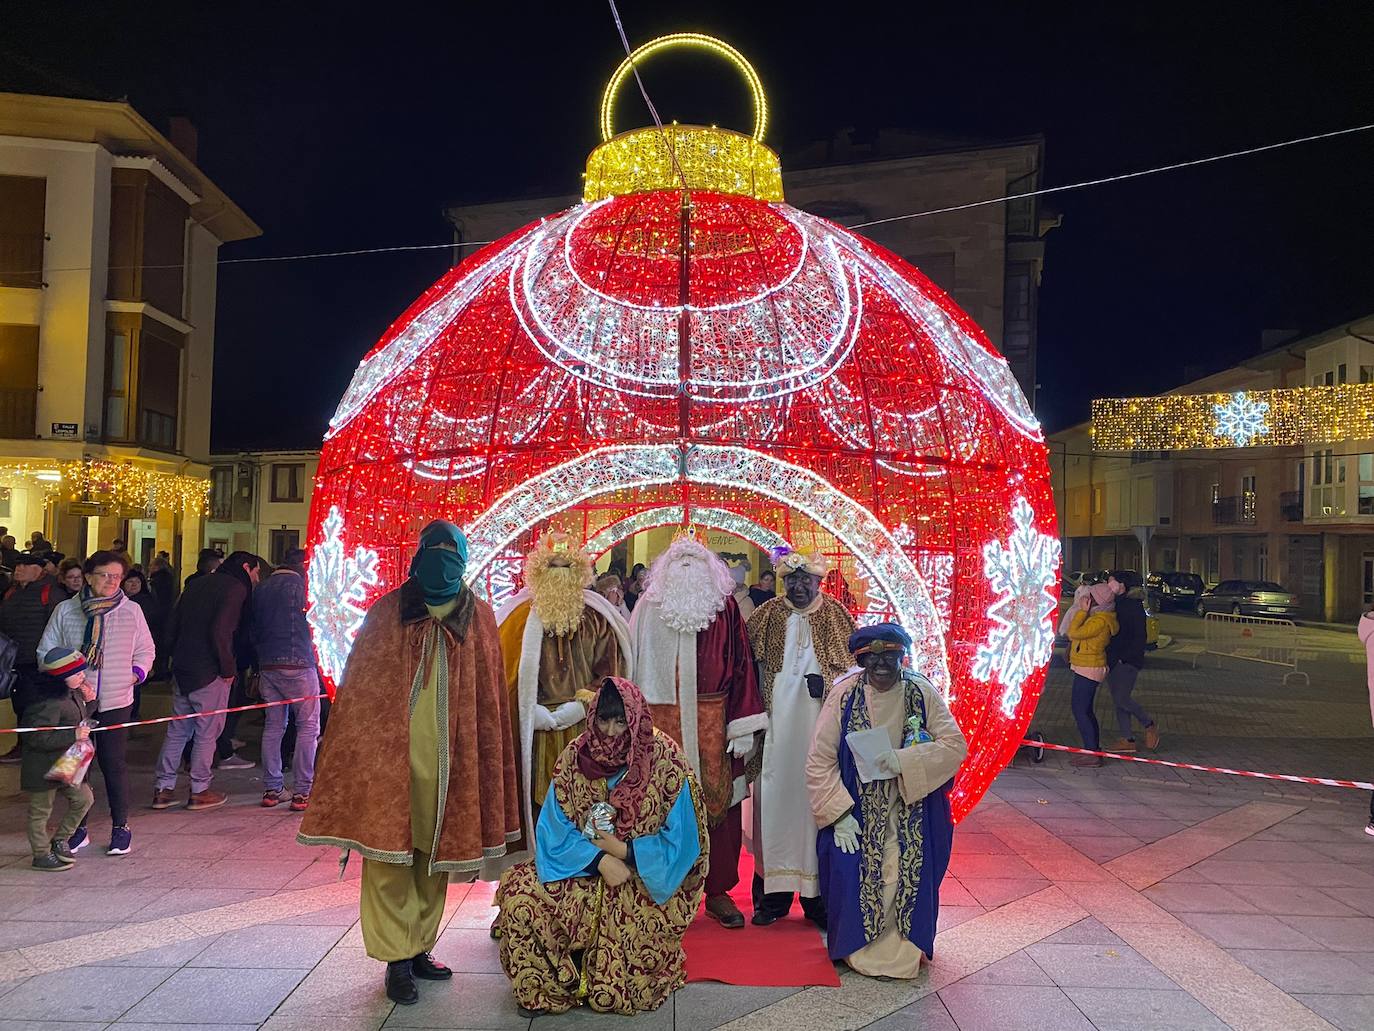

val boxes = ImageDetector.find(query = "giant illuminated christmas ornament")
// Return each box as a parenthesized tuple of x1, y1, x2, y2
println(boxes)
(305, 33, 1059, 818)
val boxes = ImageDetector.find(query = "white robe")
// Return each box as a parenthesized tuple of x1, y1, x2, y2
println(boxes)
(752, 609, 823, 897)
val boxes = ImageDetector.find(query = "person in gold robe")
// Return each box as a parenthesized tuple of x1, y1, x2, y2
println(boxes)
(497, 533, 631, 834)
(298, 520, 520, 1005)
(494, 677, 707, 1016)
(806, 623, 967, 979)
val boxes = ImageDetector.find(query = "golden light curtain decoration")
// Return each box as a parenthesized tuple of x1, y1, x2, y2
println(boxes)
(1091, 384, 1374, 450)
(0, 461, 209, 515)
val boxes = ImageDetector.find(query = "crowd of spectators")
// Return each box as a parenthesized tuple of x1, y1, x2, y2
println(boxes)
(0, 528, 323, 869)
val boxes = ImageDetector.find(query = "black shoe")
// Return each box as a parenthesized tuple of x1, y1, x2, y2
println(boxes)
(800, 897, 828, 928)
(411, 951, 453, 980)
(750, 909, 782, 926)
(385, 959, 418, 1005)
(518, 1006, 546, 1018)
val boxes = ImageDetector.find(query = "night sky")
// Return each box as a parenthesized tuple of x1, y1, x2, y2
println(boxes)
(7, 2, 1374, 448)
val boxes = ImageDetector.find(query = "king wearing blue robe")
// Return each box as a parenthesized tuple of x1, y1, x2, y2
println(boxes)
(805, 624, 968, 979)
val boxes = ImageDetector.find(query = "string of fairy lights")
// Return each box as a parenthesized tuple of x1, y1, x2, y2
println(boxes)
(0, 460, 209, 516)
(12, 122, 1373, 280)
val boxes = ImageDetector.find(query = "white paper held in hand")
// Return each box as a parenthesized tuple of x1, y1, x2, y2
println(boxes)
(845, 728, 897, 784)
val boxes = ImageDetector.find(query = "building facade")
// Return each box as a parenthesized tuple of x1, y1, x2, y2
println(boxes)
(205, 450, 319, 565)
(443, 129, 1054, 404)
(1051, 316, 1374, 622)
(0, 93, 258, 572)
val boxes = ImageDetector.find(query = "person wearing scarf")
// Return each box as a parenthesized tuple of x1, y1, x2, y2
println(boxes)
(743, 549, 856, 927)
(494, 677, 708, 1016)
(37, 551, 154, 858)
(806, 623, 968, 979)
(298, 520, 520, 1007)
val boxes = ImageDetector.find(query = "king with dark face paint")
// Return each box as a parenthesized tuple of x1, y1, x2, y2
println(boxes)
(805, 622, 968, 980)
(743, 550, 856, 928)
(783, 567, 821, 609)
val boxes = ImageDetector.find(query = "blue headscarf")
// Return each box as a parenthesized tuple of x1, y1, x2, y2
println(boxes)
(409, 520, 469, 606)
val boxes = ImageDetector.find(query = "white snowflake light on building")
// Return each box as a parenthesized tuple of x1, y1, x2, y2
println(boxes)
(971, 496, 1061, 717)
(1212, 391, 1270, 447)
(307, 505, 381, 684)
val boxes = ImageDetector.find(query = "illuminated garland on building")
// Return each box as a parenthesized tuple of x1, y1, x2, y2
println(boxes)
(1092, 384, 1374, 450)
(0, 460, 210, 515)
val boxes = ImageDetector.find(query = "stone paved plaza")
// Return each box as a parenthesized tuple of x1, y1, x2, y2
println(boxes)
(0, 612, 1371, 1030)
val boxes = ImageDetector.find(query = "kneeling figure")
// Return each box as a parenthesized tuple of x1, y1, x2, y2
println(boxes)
(494, 677, 708, 1015)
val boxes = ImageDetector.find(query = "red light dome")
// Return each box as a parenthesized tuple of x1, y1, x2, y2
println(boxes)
(305, 36, 1059, 819)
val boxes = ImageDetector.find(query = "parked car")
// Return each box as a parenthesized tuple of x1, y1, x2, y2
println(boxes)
(1194, 580, 1299, 619)
(1062, 570, 1109, 592)
(1054, 594, 1160, 650)
(1145, 571, 1206, 612)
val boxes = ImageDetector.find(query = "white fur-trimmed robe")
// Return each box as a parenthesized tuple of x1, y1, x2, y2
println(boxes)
(496, 589, 634, 840)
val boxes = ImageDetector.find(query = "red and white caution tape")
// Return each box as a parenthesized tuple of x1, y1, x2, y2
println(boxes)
(1025, 738, 1374, 791)
(1, 694, 329, 735)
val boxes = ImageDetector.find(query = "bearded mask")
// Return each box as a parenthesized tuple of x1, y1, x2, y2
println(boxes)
(525, 533, 593, 637)
(642, 536, 736, 634)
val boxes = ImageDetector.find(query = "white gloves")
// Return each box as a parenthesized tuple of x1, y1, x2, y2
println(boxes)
(875, 749, 902, 777)
(550, 700, 587, 730)
(532, 704, 558, 732)
(727, 734, 754, 759)
(833, 813, 860, 854)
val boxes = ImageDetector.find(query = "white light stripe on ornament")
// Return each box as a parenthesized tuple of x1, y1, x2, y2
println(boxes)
(463, 445, 682, 577)
(327, 227, 536, 438)
(683, 445, 950, 693)
(458, 442, 947, 691)
(581, 504, 789, 560)
(510, 207, 864, 402)
(583, 506, 686, 559)
(825, 220, 1042, 440)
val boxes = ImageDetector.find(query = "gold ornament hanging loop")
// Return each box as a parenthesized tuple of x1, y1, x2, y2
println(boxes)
(599, 32, 768, 143)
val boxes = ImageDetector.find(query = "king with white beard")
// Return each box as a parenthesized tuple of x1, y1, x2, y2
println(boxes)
(744, 551, 856, 926)
(629, 534, 766, 929)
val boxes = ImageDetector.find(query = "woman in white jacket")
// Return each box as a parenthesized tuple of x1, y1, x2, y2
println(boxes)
(39, 550, 156, 856)
(1358, 612, 1374, 837)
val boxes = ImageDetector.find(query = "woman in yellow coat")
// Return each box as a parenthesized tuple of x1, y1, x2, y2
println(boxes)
(1065, 583, 1118, 767)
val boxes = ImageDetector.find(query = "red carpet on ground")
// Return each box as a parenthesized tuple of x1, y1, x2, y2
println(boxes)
(682, 851, 841, 987)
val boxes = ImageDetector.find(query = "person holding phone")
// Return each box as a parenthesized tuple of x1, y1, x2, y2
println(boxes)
(744, 550, 856, 927)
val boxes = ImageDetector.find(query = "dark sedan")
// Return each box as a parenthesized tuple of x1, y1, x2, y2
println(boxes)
(1194, 579, 1299, 619)
(1145, 571, 1205, 612)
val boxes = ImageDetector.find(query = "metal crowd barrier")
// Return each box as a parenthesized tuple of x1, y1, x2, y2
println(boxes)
(1193, 611, 1309, 686)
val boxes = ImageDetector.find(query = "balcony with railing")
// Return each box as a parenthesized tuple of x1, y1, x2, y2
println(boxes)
(0, 232, 45, 288)
(1280, 490, 1304, 522)
(1212, 493, 1258, 526)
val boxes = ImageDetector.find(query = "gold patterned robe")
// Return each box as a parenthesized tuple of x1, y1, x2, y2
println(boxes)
(493, 730, 708, 1014)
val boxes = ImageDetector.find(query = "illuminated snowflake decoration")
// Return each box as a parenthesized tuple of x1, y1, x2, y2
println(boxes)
(971, 496, 1060, 717)
(307, 505, 381, 684)
(1212, 391, 1270, 447)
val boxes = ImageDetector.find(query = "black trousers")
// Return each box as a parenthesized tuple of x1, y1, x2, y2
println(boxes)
(79, 703, 133, 829)
(752, 873, 827, 922)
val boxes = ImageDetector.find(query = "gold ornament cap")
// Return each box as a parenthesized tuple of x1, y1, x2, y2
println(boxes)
(583, 33, 784, 203)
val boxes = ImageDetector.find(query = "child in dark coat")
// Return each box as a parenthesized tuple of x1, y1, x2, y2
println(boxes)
(23, 648, 97, 870)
